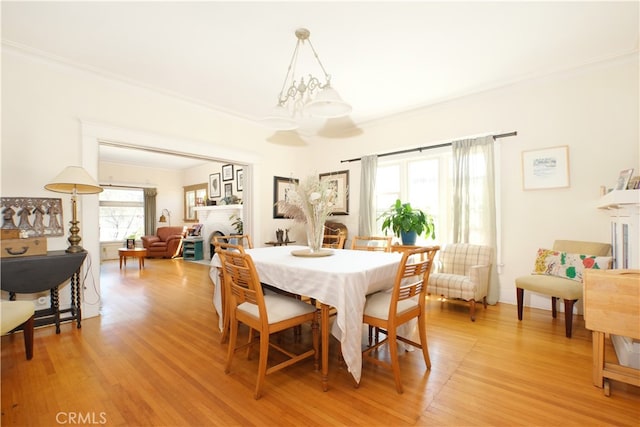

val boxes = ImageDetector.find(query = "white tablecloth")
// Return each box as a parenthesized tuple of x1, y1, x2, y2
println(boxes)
(209, 245, 402, 383)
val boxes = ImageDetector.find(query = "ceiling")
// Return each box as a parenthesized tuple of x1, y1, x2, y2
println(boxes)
(2, 1, 638, 168)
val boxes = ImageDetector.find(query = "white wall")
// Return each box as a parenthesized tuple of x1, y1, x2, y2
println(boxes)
(304, 54, 640, 311)
(2, 47, 638, 319)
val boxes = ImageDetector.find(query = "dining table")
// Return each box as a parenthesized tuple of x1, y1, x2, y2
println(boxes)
(209, 245, 402, 390)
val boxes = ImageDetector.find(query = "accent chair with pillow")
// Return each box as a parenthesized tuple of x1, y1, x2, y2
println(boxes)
(515, 240, 612, 338)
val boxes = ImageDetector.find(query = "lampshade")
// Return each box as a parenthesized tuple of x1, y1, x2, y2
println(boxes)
(44, 166, 103, 194)
(305, 86, 352, 118)
(158, 208, 171, 225)
(261, 104, 299, 131)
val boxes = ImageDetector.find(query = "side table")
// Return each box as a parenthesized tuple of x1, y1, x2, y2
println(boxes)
(1, 250, 87, 333)
(118, 247, 147, 269)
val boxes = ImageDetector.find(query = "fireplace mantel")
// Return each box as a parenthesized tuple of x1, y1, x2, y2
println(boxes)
(194, 204, 243, 222)
(194, 204, 243, 259)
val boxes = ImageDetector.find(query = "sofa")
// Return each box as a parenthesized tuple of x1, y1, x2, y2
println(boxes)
(141, 226, 185, 258)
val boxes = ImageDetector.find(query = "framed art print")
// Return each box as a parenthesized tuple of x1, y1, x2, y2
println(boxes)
(615, 168, 634, 191)
(224, 182, 233, 198)
(522, 146, 570, 190)
(319, 170, 349, 215)
(222, 164, 234, 181)
(236, 169, 244, 191)
(209, 173, 221, 198)
(273, 176, 299, 218)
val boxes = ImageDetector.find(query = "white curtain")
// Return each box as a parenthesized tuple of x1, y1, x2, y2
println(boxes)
(452, 136, 499, 304)
(358, 155, 378, 236)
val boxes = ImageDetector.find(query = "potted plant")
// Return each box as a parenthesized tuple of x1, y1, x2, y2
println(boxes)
(379, 199, 435, 245)
(230, 214, 243, 235)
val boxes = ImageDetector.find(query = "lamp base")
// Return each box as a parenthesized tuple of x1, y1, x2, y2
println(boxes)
(66, 245, 86, 254)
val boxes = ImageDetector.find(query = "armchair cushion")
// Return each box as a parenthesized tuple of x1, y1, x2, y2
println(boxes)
(533, 248, 612, 282)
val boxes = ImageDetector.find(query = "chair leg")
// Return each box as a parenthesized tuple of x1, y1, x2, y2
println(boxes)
(254, 330, 270, 400)
(246, 328, 255, 359)
(551, 296, 558, 318)
(469, 299, 476, 322)
(482, 296, 487, 309)
(516, 287, 524, 320)
(23, 315, 34, 360)
(387, 328, 403, 394)
(417, 314, 431, 370)
(225, 319, 238, 374)
(563, 299, 576, 338)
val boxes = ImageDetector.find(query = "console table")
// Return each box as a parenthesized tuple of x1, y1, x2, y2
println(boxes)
(1, 250, 87, 333)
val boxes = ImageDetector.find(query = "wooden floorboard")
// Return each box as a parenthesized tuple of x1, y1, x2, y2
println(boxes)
(2, 257, 639, 426)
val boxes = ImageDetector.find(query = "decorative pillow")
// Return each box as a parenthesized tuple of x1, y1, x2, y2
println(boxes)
(533, 248, 612, 282)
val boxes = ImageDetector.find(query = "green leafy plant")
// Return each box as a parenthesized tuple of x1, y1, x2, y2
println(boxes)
(230, 214, 243, 235)
(379, 199, 435, 239)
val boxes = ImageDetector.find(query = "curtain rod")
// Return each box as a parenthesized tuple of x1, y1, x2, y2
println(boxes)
(340, 131, 517, 163)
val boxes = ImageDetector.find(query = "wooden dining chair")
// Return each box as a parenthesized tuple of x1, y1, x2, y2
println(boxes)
(361, 245, 439, 393)
(212, 234, 253, 249)
(212, 241, 247, 344)
(351, 236, 393, 252)
(217, 246, 319, 399)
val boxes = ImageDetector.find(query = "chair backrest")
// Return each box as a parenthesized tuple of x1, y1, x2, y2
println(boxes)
(351, 236, 392, 252)
(388, 246, 439, 315)
(156, 226, 185, 241)
(553, 240, 611, 256)
(212, 234, 253, 249)
(439, 243, 492, 276)
(216, 246, 266, 321)
(322, 234, 346, 249)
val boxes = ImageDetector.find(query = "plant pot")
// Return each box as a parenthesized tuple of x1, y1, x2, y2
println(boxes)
(400, 230, 418, 245)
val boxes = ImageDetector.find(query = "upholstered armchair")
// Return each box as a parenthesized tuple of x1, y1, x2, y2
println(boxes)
(141, 226, 185, 258)
(427, 243, 493, 321)
(515, 240, 611, 338)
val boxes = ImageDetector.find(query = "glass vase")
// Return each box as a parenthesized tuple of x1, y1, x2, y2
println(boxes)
(306, 221, 324, 253)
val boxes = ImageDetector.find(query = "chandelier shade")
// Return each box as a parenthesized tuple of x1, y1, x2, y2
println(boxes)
(305, 86, 352, 118)
(263, 28, 352, 131)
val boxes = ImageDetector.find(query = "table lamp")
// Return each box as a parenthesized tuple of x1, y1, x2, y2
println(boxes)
(45, 166, 103, 253)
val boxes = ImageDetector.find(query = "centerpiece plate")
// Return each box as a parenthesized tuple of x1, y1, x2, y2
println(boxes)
(291, 249, 334, 258)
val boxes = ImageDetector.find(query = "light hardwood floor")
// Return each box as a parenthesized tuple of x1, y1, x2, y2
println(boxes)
(2, 258, 639, 426)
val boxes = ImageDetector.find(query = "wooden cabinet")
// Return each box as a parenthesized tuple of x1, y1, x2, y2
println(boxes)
(183, 238, 203, 261)
(584, 269, 640, 396)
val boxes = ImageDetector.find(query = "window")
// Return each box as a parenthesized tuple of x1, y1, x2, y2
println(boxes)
(99, 187, 144, 242)
(184, 183, 207, 222)
(375, 150, 451, 245)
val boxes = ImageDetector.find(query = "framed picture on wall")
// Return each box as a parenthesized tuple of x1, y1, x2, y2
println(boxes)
(236, 169, 244, 191)
(273, 176, 299, 218)
(521, 146, 570, 190)
(209, 173, 221, 198)
(224, 182, 233, 198)
(615, 168, 634, 190)
(319, 170, 349, 215)
(222, 164, 234, 181)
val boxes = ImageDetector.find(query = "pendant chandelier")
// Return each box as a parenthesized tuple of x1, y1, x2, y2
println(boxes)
(262, 28, 352, 131)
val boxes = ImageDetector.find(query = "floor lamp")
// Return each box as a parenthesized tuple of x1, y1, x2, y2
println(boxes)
(158, 209, 171, 225)
(45, 166, 103, 253)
